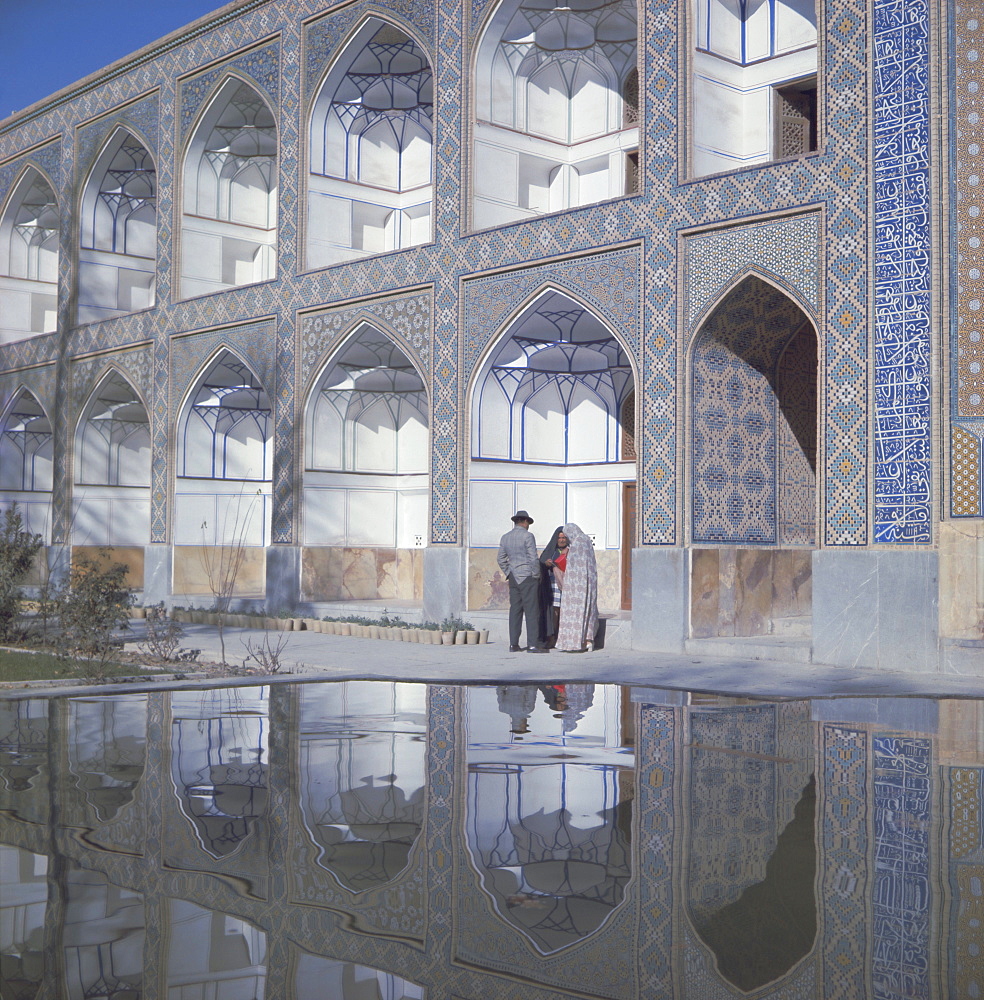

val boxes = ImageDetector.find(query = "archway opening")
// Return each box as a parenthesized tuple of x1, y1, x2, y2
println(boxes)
(78, 129, 156, 323)
(468, 290, 635, 613)
(690, 275, 817, 638)
(308, 20, 434, 268)
(0, 389, 53, 544)
(692, 0, 818, 177)
(173, 352, 272, 603)
(472, 0, 638, 228)
(0, 168, 59, 344)
(181, 79, 277, 299)
(302, 326, 428, 602)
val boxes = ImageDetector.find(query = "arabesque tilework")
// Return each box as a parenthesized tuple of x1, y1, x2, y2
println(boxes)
(950, 4, 984, 516)
(947, 767, 984, 1000)
(0, 0, 971, 567)
(872, 0, 933, 543)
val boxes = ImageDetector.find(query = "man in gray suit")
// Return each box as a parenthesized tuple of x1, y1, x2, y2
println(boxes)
(497, 510, 547, 653)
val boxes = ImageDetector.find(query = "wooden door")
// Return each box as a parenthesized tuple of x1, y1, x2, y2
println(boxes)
(621, 482, 635, 610)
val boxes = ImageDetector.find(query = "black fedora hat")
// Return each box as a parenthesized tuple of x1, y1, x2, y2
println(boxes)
(511, 509, 534, 523)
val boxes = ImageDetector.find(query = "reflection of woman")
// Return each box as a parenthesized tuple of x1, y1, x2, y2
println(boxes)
(538, 527, 569, 648)
(555, 523, 598, 653)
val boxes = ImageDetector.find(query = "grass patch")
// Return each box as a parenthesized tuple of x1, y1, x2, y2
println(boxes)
(0, 648, 160, 684)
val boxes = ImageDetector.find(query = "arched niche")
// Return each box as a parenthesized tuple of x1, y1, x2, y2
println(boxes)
(0, 389, 53, 542)
(169, 687, 269, 861)
(468, 289, 635, 608)
(297, 681, 427, 893)
(690, 274, 818, 546)
(464, 684, 633, 954)
(78, 129, 156, 323)
(174, 351, 272, 556)
(692, 0, 818, 177)
(73, 371, 151, 546)
(308, 19, 434, 268)
(303, 326, 428, 549)
(472, 0, 638, 229)
(181, 77, 278, 299)
(0, 167, 59, 344)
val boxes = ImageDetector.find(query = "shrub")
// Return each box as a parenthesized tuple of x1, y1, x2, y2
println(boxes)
(59, 549, 134, 662)
(138, 602, 185, 664)
(0, 504, 43, 640)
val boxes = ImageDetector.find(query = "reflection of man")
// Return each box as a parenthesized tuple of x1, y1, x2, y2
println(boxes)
(497, 510, 547, 653)
(497, 685, 537, 733)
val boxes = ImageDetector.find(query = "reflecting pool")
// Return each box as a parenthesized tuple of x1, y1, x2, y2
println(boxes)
(1, 682, 982, 999)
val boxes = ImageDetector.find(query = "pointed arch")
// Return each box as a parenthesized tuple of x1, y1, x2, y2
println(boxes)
(0, 388, 53, 493)
(176, 348, 273, 482)
(471, 0, 639, 228)
(181, 76, 278, 299)
(75, 369, 151, 488)
(466, 286, 636, 612)
(302, 323, 429, 548)
(78, 127, 157, 323)
(307, 17, 434, 268)
(0, 387, 53, 542)
(71, 368, 152, 546)
(0, 166, 59, 344)
(173, 349, 273, 551)
(688, 264, 820, 349)
(690, 274, 818, 545)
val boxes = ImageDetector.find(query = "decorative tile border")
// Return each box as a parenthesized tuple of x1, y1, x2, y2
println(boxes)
(872, 0, 933, 543)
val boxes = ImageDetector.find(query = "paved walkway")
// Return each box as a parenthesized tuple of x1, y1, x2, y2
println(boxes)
(94, 621, 984, 701)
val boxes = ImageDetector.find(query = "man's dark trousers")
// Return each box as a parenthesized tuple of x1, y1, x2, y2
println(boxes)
(509, 574, 541, 648)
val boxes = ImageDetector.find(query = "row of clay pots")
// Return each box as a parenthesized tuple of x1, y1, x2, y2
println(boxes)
(168, 609, 490, 644)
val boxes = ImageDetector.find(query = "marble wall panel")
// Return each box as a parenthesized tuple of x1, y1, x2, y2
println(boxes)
(939, 522, 984, 639)
(171, 546, 265, 599)
(690, 548, 813, 638)
(467, 548, 621, 612)
(71, 545, 145, 591)
(301, 547, 422, 602)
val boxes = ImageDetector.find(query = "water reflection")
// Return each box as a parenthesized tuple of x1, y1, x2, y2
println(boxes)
(0, 845, 47, 1000)
(686, 701, 816, 990)
(466, 684, 633, 953)
(63, 865, 144, 1000)
(0, 700, 48, 825)
(0, 682, 980, 1000)
(69, 695, 147, 825)
(295, 952, 423, 999)
(298, 682, 426, 892)
(170, 687, 268, 859)
(167, 900, 266, 997)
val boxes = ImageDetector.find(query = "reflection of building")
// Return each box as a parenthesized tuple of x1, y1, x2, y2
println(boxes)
(170, 688, 269, 860)
(0, 683, 981, 999)
(298, 681, 426, 892)
(0, 0, 974, 672)
(68, 695, 147, 825)
(0, 845, 47, 1000)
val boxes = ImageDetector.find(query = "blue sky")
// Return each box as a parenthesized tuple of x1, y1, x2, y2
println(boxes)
(0, 0, 227, 119)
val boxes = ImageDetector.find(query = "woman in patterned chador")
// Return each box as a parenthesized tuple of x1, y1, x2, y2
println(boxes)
(554, 523, 598, 653)
(538, 526, 569, 648)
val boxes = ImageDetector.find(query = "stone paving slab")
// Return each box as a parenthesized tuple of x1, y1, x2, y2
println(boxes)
(4, 621, 983, 701)
(146, 623, 984, 700)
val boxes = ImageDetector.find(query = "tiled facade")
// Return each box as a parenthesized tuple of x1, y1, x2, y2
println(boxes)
(0, 0, 978, 667)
